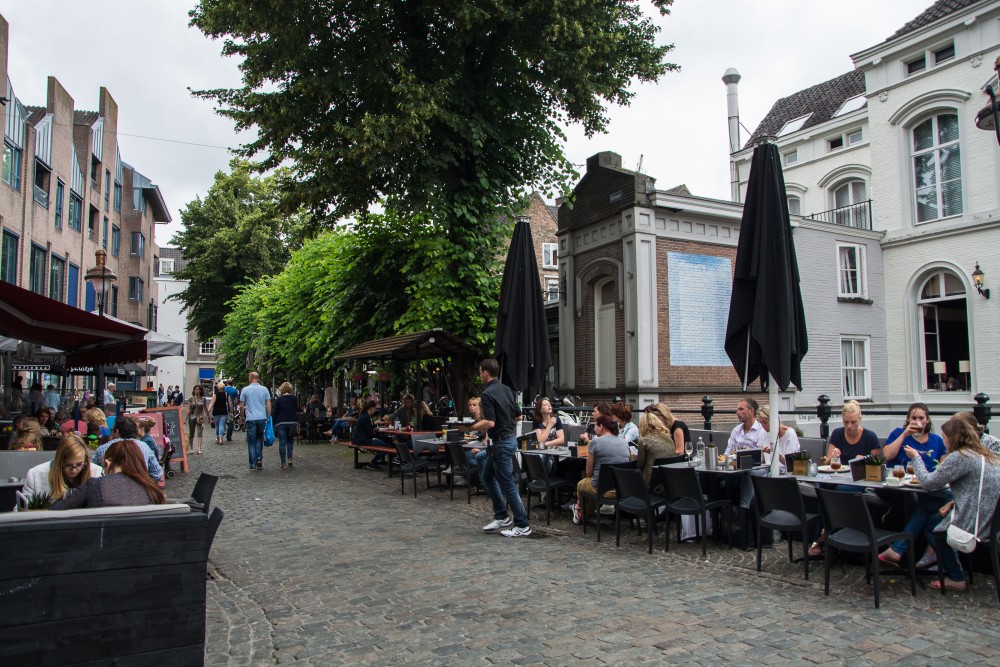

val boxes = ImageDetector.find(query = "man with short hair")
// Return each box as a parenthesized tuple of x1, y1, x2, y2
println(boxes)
(240, 371, 271, 470)
(470, 358, 531, 538)
(103, 383, 116, 408)
(44, 384, 61, 411)
(224, 379, 240, 441)
(172, 385, 185, 407)
(725, 398, 768, 456)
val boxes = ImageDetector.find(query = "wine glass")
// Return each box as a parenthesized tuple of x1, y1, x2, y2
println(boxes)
(684, 441, 693, 461)
(893, 464, 906, 480)
(829, 455, 841, 471)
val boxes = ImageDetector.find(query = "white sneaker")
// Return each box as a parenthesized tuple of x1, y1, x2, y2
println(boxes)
(482, 517, 513, 531)
(572, 505, 583, 525)
(501, 525, 532, 538)
(599, 504, 615, 515)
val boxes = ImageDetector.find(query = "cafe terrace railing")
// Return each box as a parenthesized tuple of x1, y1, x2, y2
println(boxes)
(807, 199, 872, 230)
(543, 393, 993, 438)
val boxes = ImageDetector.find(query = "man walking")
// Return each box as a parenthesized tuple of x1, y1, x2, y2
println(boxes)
(470, 358, 531, 538)
(239, 371, 271, 470)
(224, 379, 240, 441)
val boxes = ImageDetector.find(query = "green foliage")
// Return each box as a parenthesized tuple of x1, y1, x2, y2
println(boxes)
(170, 159, 305, 340)
(26, 492, 53, 510)
(864, 453, 886, 465)
(787, 451, 811, 462)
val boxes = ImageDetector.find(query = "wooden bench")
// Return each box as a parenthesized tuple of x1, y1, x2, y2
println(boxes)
(338, 441, 396, 469)
(0, 503, 224, 666)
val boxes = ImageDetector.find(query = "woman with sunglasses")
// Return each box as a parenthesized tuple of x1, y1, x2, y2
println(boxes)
(21, 433, 104, 502)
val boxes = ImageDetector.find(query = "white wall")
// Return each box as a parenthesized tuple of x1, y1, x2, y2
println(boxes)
(153, 276, 187, 395)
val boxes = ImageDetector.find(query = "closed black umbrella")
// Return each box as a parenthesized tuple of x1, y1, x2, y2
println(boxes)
(495, 216, 552, 396)
(724, 142, 808, 474)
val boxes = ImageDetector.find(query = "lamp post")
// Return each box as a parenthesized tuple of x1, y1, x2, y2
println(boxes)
(85, 249, 117, 408)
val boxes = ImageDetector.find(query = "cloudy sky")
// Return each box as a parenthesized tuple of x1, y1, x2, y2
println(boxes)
(2, 0, 934, 246)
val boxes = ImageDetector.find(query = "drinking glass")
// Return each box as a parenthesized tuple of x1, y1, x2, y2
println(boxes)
(893, 465, 906, 480)
(829, 455, 841, 471)
(684, 441, 693, 461)
(905, 463, 915, 476)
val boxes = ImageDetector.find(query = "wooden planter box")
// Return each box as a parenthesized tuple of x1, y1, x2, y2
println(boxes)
(0, 505, 220, 666)
(792, 460, 808, 476)
(865, 464, 885, 482)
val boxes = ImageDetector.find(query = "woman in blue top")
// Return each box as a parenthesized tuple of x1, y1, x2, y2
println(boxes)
(883, 402, 946, 471)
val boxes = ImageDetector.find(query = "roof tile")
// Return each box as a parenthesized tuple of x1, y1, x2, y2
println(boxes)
(888, 0, 981, 41)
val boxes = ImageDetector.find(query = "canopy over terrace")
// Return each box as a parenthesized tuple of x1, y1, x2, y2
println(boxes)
(334, 329, 480, 411)
(0, 282, 147, 366)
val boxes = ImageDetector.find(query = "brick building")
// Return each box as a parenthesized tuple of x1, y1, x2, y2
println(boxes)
(0, 15, 167, 335)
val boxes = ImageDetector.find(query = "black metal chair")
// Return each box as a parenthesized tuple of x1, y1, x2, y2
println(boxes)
(658, 465, 732, 556)
(392, 440, 433, 497)
(817, 487, 917, 608)
(185, 473, 219, 513)
(612, 466, 667, 554)
(445, 441, 482, 504)
(936, 494, 1000, 602)
(650, 455, 687, 495)
(522, 452, 575, 525)
(751, 475, 823, 580)
(580, 461, 635, 542)
(205, 506, 225, 559)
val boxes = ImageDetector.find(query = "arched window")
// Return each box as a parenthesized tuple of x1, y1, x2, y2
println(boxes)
(911, 112, 962, 223)
(832, 179, 868, 228)
(917, 269, 970, 391)
(594, 278, 616, 389)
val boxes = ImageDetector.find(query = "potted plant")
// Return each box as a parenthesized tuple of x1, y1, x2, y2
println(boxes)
(25, 492, 53, 511)
(864, 453, 886, 482)
(787, 451, 810, 476)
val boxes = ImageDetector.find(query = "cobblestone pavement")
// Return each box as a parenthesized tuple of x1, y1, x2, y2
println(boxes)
(171, 434, 1000, 666)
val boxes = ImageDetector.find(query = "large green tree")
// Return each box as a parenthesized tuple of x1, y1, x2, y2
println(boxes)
(171, 159, 304, 340)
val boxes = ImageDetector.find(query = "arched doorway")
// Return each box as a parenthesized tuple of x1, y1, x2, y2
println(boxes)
(917, 269, 970, 391)
(594, 278, 616, 389)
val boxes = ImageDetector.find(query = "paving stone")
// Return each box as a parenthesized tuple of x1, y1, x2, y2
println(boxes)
(182, 436, 1000, 665)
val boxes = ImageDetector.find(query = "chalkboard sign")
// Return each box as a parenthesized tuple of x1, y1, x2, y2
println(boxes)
(142, 407, 188, 472)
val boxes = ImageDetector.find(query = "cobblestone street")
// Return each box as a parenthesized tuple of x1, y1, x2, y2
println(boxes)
(172, 434, 999, 666)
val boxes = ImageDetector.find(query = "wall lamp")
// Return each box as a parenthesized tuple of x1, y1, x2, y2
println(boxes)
(974, 56, 1000, 146)
(972, 263, 990, 299)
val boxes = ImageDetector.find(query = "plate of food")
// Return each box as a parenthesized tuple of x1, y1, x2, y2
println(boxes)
(907, 477, 921, 487)
(817, 465, 849, 473)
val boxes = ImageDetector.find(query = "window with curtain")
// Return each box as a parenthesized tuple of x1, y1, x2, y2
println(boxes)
(837, 243, 867, 299)
(833, 180, 867, 227)
(841, 337, 870, 400)
(912, 113, 962, 223)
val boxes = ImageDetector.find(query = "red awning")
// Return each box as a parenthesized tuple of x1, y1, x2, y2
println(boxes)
(0, 281, 148, 366)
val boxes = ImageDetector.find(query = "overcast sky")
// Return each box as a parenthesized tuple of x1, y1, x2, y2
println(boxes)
(2, 0, 933, 246)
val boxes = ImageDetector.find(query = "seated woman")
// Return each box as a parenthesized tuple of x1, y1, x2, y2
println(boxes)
(22, 433, 104, 502)
(579, 401, 613, 445)
(611, 402, 638, 454)
(573, 415, 630, 525)
(635, 409, 674, 484)
(906, 416, 1000, 591)
(91, 416, 164, 482)
(36, 408, 60, 436)
(84, 407, 111, 439)
(464, 397, 487, 468)
(10, 417, 43, 451)
(757, 405, 801, 471)
(825, 400, 881, 462)
(532, 397, 565, 450)
(417, 401, 437, 431)
(648, 403, 690, 455)
(51, 440, 166, 509)
(883, 402, 946, 472)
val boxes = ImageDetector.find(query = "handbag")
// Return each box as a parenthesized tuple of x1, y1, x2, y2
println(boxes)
(946, 454, 985, 554)
(263, 417, 275, 448)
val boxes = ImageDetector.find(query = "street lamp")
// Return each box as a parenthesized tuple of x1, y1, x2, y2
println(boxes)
(84, 248, 117, 317)
(974, 56, 1000, 147)
(85, 249, 117, 408)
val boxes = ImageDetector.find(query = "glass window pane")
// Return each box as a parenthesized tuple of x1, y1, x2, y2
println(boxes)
(943, 271, 965, 296)
(851, 181, 866, 201)
(915, 185, 938, 222)
(913, 118, 934, 151)
(921, 277, 940, 300)
(835, 185, 850, 208)
(941, 180, 963, 218)
(939, 145, 961, 181)
(787, 196, 800, 215)
(913, 153, 937, 188)
(937, 114, 959, 144)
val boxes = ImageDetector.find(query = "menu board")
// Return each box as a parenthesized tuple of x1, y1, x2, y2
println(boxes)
(142, 406, 188, 472)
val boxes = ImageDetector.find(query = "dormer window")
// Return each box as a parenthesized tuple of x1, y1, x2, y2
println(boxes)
(934, 43, 955, 64)
(784, 150, 798, 166)
(777, 114, 811, 137)
(907, 56, 927, 75)
(833, 95, 866, 118)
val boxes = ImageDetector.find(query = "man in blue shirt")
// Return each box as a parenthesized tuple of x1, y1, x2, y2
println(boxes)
(239, 371, 271, 470)
(224, 379, 240, 441)
(44, 384, 61, 411)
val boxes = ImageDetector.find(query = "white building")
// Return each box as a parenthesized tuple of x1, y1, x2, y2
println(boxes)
(729, 0, 999, 413)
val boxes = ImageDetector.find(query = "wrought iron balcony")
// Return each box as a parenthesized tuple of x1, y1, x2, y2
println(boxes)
(807, 199, 872, 230)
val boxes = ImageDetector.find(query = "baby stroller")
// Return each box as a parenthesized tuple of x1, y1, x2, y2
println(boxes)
(161, 435, 176, 479)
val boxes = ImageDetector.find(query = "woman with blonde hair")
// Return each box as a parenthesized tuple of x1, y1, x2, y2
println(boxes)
(10, 417, 43, 451)
(635, 410, 674, 484)
(826, 400, 880, 461)
(52, 440, 167, 509)
(22, 433, 103, 501)
(272, 381, 299, 469)
(84, 407, 109, 438)
(648, 403, 690, 455)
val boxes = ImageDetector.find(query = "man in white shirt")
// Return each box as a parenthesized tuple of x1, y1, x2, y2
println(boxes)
(725, 398, 769, 456)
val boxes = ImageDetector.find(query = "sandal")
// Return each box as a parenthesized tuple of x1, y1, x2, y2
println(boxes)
(929, 579, 967, 591)
(808, 541, 825, 558)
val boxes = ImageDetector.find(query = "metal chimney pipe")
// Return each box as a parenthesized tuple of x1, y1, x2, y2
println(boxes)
(722, 68, 742, 202)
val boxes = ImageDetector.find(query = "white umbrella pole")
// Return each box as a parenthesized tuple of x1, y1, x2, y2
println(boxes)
(768, 375, 781, 477)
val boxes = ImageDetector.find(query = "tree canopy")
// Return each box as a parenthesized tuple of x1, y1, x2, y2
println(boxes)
(191, 0, 676, 224)
(170, 159, 304, 340)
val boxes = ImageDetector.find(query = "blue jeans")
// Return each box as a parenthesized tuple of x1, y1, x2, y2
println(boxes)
(246, 419, 266, 466)
(925, 515, 965, 581)
(481, 437, 528, 528)
(215, 415, 228, 438)
(276, 423, 295, 463)
(892, 490, 953, 555)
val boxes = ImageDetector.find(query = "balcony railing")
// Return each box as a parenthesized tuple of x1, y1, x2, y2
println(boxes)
(807, 199, 872, 230)
(33, 185, 49, 208)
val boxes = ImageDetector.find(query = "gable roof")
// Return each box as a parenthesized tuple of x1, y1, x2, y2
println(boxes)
(25, 105, 47, 125)
(745, 70, 866, 148)
(888, 0, 982, 41)
(73, 110, 100, 126)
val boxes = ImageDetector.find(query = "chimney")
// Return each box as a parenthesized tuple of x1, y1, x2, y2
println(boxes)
(722, 68, 742, 202)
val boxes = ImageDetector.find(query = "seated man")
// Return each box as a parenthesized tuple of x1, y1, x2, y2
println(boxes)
(353, 399, 392, 469)
(573, 415, 630, 525)
(91, 415, 164, 482)
(725, 398, 769, 456)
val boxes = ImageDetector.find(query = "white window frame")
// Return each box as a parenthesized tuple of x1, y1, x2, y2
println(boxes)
(786, 195, 801, 216)
(542, 243, 558, 269)
(777, 114, 811, 137)
(840, 336, 871, 400)
(904, 40, 955, 77)
(199, 340, 217, 355)
(784, 150, 798, 166)
(544, 277, 559, 304)
(847, 128, 863, 146)
(836, 242, 868, 299)
(910, 112, 963, 224)
(159, 258, 175, 275)
(831, 179, 869, 228)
